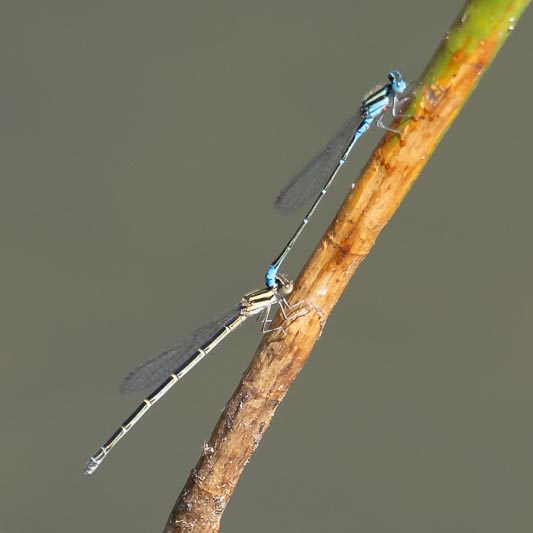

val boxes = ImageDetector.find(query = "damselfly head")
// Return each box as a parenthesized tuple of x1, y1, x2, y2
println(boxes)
(274, 273, 294, 296)
(388, 70, 407, 93)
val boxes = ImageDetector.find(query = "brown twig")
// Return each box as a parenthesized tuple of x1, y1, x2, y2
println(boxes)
(163, 1, 530, 531)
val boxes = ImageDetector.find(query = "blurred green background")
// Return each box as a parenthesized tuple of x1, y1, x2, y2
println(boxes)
(1, 2, 532, 532)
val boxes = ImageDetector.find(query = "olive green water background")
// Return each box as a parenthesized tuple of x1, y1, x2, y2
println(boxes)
(1, 2, 532, 532)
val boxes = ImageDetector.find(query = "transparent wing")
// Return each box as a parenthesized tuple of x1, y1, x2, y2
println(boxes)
(275, 111, 363, 213)
(120, 303, 243, 393)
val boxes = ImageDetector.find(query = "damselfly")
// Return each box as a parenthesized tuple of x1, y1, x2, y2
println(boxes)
(266, 71, 408, 288)
(84, 274, 293, 474)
